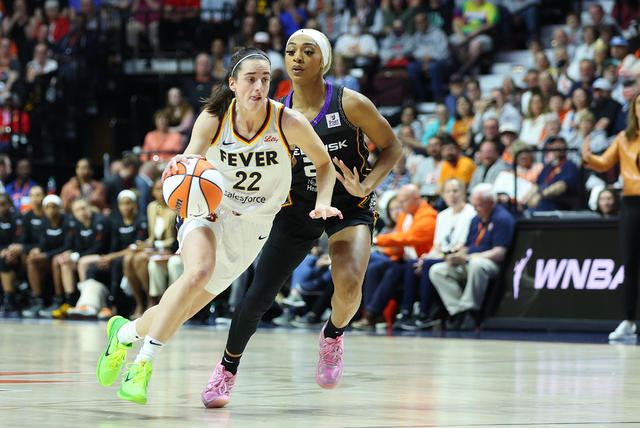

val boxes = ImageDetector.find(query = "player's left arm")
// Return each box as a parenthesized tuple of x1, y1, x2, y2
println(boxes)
(339, 88, 403, 197)
(282, 108, 342, 220)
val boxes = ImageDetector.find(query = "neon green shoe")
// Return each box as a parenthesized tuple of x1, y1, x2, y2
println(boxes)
(96, 316, 132, 386)
(118, 361, 152, 405)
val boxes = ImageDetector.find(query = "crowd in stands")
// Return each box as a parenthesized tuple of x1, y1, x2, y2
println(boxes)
(0, 0, 637, 332)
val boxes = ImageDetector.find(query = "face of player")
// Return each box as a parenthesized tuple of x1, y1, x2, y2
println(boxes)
(71, 199, 91, 224)
(118, 197, 137, 219)
(44, 202, 60, 221)
(285, 35, 324, 82)
(229, 59, 271, 112)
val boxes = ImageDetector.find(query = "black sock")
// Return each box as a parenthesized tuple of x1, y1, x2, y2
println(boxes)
(324, 317, 345, 339)
(221, 350, 241, 375)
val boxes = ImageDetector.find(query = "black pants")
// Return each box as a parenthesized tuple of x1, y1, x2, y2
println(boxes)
(622, 197, 640, 320)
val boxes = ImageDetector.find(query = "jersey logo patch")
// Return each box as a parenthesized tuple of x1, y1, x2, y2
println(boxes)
(325, 112, 341, 128)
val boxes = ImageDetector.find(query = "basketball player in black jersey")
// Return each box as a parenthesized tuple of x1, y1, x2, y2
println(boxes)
(203, 29, 402, 406)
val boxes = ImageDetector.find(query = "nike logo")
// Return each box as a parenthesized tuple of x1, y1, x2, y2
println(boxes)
(149, 340, 163, 346)
(258, 236, 267, 240)
(222, 142, 233, 146)
(223, 357, 233, 364)
(124, 372, 133, 383)
(104, 335, 116, 357)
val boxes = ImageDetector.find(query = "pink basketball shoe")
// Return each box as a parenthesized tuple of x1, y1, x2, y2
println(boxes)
(316, 322, 344, 389)
(201, 363, 237, 408)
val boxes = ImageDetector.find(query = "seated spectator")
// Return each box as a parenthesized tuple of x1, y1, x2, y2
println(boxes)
(555, 50, 573, 96)
(267, 16, 286, 53)
(548, 92, 569, 124)
(563, 12, 582, 47)
(520, 91, 548, 146)
(472, 88, 522, 138)
(378, 154, 411, 194)
(472, 116, 501, 150)
(60, 158, 107, 212)
(277, 0, 308, 38)
(281, 240, 331, 310)
(48, 197, 111, 318)
(21, 194, 69, 318)
(36, 0, 70, 45)
(610, 36, 636, 80)
(499, 122, 520, 164)
(412, 135, 443, 197)
(437, 134, 476, 193)
(497, 0, 540, 47)
(449, 0, 498, 78)
(520, 69, 539, 113)
(583, 3, 619, 29)
(538, 70, 557, 100)
(354, 184, 437, 330)
(5, 158, 38, 212)
(567, 27, 597, 82)
(123, 178, 176, 317)
(469, 140, 510, 190)
(164, 87, 195, 140)
(393, 106, 424, 143)
(210, 38, 230, 81)
(565, 110, 608, 166)
(569, 59, 597, 98)
(423, 103, 454, 142)
(451, 96, 474, 150)
(126, 0, 162, 56)
(539, 113, 561, 145)
(382, 0, 414, 35)
(342, 0, 383, 36)
(0, 37, 20, 105)
(550, 27, 576, 60)
(595, 188, 620, 217)
(445, 74, 466, 116)
(521, 136, 580, 210)
(141, 109, 183, 162)
(103, 153, 140, 215)
(501, 76, 521, 109)
(409, 12, 450, 101)
(334, 17, 379, 70)
(592, 78, 624, 137)
(379, 19, 412, 68)
(25, 42, 58, 84)
(561, 87, 591, 141)
(326, 54, 360, 92)
(147, 253, 183, 311)
(316, 0, 344, 43)
(183, 53, 216, 112)
(593, 40, 609, 77)
(0, 193, 22, 316)
(429, 183, 515, 330)
(511, 140, 543, 183)
(399, 178, 476, 330)
(135, 161, 159, 214)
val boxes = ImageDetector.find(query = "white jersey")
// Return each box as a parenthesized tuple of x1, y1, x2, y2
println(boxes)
(206, 98, 292, 218)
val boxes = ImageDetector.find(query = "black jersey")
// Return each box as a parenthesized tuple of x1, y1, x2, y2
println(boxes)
(0, 213, 22, 250)
(110, 214, 148, 252)
(20, 210, 45, 253)
(281, 82, 376, 214)
(40, 213, 72, 259)
(67, 213, 111, 256)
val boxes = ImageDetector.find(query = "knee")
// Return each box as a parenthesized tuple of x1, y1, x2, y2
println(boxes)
(332, 272, 362, 303)
(428, 262, 447, 282)
(184, 262, 214, 291)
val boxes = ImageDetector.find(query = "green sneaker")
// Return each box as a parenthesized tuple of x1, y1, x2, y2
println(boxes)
(96, 316, 132, 386)
(118, 360, 152, 405)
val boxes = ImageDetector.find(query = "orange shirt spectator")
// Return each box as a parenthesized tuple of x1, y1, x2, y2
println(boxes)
(437, 136, 476, 189)
(142, 110, 184, 161)
(60, 158, 107, 212)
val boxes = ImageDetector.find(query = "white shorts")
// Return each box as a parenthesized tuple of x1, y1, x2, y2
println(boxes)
(177, 208, 274, 295)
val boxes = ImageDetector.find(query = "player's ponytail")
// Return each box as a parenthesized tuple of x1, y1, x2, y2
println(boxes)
(204, 47, 271, 119)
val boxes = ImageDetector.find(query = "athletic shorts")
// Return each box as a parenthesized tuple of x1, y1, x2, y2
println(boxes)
(276, 204, 376, 240)
(177, 208, 274, 296)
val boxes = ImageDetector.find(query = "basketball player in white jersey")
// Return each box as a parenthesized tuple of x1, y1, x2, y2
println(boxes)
(95, 47, 342, 405)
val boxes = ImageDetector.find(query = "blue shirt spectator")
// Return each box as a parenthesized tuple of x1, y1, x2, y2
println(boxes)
(465, 204, 515, 254)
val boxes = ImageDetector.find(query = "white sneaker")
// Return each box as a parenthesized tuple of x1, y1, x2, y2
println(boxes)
(608, 320, 637, 341)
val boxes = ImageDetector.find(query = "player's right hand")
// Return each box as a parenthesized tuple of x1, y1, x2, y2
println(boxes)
(162, 154, 205, 181)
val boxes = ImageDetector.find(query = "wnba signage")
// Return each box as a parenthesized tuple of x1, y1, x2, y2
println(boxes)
(493, 219, 625, 320)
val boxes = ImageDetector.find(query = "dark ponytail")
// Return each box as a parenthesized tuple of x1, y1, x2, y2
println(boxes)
(204, 46, 271, 119)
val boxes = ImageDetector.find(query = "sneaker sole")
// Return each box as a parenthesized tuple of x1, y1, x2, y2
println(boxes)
(96, 316, 125, 386)
(202, 396, 230, 408)
(117, 389, 147, 405)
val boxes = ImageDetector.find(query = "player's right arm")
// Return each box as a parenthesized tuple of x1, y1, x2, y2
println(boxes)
(162, 111, 221, 180)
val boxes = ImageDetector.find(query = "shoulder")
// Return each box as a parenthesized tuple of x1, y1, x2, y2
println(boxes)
(461, 156, 476, 166)
(493, 205, 515, 225)
(341, 88, 378, 120)
(280, 106, 308, 130)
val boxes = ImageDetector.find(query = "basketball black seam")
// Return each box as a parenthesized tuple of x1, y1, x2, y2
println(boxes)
(167, 173, 187, 208)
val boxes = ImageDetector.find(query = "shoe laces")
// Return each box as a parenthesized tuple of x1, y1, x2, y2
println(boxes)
(205, 365, 235, 394)
(319, 335, 343, 367)
(126, 362, 151, 385)
(108, 347, 127, 370)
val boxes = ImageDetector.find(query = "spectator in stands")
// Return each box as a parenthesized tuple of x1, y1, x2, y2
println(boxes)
(538, 71, 556, 101)
(354, 183, 436, 330)
(612, 1, 640, 30)
(36, 0, 70, 45)
(520, 91, 547, 146)
(316, 0, 344, 43)
(429, 183, 515, 330)
(0, 193, 22, 316)
(511, 140, 543, 183)
(326, 54, 360, 92)
(534, 52, 554, 77)
(399, 177, 476, 330)
(3, 0, 31, 66)
(163, 87, 195, 140)
(25, 42, 58, 84)
(123, 178, 176, 317)
(0, 37, 20, 105)
(548, 92, 569, 124)
(437, 134, 476, 193)
(521, 136, 580, 211)
(60, 158, 107, 212)
(449, 0, 498, 78)
(412, 135, 443, 197)
(183, 53, 216, 112)
(6, 158, 38, 212)
(563, 12, 582, 47)
(501, 76, 520, 108)
(127, 0, 162, 56)
(539, 113, 561, 146)
(469, 140, 510, 190)
(334, 17, 379, 70)
(466, 78, 482, 103)
(342, 0, 383, 36)
(423, 103, 454, 142)
(198, 0, 235, 49)
(551, 27, 576, 60)
(520, 69, 539, 113)
(445, 74, 465, 116)
(595, 188, 620, 218)
(394, 105, 424, 143)
(210, 38, 230, 82)
(134, 161, 158, 214)
(568, 28, 597, 82)
(592, 78, 624, 137)
(231, 15, 258, 50)
(473, 88, 522, 139)
(141, 109, 183, 162)
(473, 116, 501, 148)
(561, 87, 591, 141)
(379, 19, 412, 68)
(378, 154, 411, 194)
(267, 16, 286, 53)
(48, 197, 111, 318)
(276, 0, 307, 37)
(499, 122, 520, 164)
(497, 0, 540, 48)
(409, 12, 450, 102)
(584, 3, 619, 29)
(592, 40, 609, 77)
(382, 0, 414, 35)
(103, 153, 140, 215)
(426, 0, 451, 32)
(610, 36, 637, 79)
(584, 93, 640, 341)
(451, 95, 474, 150)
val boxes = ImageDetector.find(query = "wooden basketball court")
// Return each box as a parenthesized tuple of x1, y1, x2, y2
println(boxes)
(2, 319, 639, 427)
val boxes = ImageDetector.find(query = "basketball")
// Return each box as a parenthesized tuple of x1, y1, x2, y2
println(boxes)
(163, 158, 224, 218)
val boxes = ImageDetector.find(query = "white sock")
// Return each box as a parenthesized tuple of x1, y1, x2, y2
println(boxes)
(117, 319, 142, 345)
(135, 335, 164, 363)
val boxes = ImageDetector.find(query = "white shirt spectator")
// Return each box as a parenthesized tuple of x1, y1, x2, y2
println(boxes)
(520, 115, 546, 146)
(411, 26, 449, 62)
(433, 203, 476, 253)
(334, 32, 379, 67)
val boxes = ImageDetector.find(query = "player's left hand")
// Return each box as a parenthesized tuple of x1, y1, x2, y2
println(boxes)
(333, 157, 367, 198)
(309, 204, 343, 220)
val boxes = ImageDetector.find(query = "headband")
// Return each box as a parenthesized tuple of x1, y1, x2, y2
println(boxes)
(43, 194, 62, 207)
(117, 189, 137, 202)
(287, 29, 332, 75)
(230, 53, 271, 77)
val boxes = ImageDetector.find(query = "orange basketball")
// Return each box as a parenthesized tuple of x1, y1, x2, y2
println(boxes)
(163, 158, 224, 218)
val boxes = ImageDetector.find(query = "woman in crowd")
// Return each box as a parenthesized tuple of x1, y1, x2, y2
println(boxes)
(60, 158, 107, 212)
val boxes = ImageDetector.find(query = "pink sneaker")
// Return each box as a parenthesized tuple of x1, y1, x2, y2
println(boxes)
(316, 322, 344, 389)
(201, 363, 237, 408)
